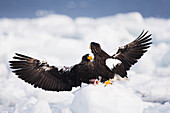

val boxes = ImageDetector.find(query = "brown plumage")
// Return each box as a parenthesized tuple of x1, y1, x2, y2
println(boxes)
(9, 53, 97, 92)
(90, 42, 113, 82)
(90, 30, 152, 81)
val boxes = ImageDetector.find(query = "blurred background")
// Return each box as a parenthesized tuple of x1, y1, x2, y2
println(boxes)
(0, 0, 170, 18)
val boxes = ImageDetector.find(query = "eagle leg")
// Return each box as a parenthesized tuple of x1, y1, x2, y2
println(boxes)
(89, 79, 99, 86)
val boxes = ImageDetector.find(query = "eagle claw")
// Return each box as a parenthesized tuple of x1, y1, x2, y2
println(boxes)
(104, 79, 112, 87)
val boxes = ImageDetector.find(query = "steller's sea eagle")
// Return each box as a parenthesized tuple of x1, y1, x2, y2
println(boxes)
(89, 30, 152, 84)
(9, 30, 152, 91)
(9, 53, 98, 92)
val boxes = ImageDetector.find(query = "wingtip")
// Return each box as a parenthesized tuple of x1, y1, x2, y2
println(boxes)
(9, 61, 14, 64)
(15, 53, 23, 56)
(14, 53, 33, 59)
(15, 53, 19, 55)
(148, 34, 152, 37)
(145, 30, 149, 34)
(137, 30, 149, 39)
(13, 56, 17, 59)
(141, 30, 149, 35)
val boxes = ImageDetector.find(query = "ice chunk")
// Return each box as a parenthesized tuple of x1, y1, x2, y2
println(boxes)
(71, 83, 143, 113)
(144, 102, 170, 113)
(13, 97, 52, 113)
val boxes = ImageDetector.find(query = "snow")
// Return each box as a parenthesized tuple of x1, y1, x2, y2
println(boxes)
(0, 12, 170, 113)
(71, 83, 143, 113)
(144, 102, 170, 113)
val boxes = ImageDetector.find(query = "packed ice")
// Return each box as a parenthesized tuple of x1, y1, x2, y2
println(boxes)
(0, 12, 170, 113)
(71, 83, 143, 113)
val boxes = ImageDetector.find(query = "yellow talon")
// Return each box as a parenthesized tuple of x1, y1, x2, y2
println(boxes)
(104, 79, 112, 87)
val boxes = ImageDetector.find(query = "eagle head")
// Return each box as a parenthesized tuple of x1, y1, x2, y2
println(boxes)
(82, 54, 93, 62)
(89, 42, 101, 55)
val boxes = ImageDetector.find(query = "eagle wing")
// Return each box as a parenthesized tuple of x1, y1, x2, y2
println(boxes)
(112, 30, 152, 77)
(9, 53, 74, 91)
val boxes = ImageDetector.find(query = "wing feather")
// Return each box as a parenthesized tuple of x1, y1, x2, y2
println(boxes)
(9, 53, 74, 91)
(113, 30, 152, 77)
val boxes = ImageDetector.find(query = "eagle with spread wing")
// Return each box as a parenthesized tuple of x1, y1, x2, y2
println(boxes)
(9, 53, 97, 91)
(9, 30, 152, 91)
(89, 30, 152, 84)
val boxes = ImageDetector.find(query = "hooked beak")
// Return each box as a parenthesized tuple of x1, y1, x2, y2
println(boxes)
(89, 45, 91, 49)
(88, 56, 93, 61)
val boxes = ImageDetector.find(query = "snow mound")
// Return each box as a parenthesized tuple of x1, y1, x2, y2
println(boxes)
(144, 102, 170, 113)
(13, 97, 52, 113)
(71, 83, 143, 113)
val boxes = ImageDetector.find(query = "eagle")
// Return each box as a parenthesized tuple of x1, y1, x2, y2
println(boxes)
(9, 30, 152, 91)
(89, 30, 152, 84)
(9, 53, 98, 92)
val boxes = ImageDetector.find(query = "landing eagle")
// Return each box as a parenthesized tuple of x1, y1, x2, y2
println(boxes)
(89, 30, 152, 83)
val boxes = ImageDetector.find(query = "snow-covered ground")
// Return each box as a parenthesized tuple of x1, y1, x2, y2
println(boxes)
(0, 12, 170, 113)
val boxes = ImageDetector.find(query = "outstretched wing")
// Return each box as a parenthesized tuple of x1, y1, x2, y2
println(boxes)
(113, 30, 152, 77)
(9, 53, 74, 91)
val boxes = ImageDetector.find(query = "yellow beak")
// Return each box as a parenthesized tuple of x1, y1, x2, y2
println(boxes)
(88, 56, 93, 61)
(89, 45, 91, 49)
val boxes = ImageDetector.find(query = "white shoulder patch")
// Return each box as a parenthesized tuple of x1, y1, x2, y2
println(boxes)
(106, 58, 121, 70)
(42, 66, 52, 71)
(58, 66, 72, 72)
